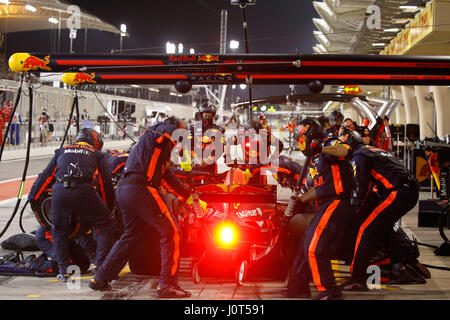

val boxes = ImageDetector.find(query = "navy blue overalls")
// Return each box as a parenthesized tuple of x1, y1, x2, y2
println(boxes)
(94, 123, 190, 288)
(34, 226, 96, 273)
(29, 142, 116, 275)
(350, 145, 419, 281)
(288, 138, 355, 294)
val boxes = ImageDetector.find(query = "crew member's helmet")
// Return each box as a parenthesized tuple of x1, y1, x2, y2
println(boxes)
(163, 116, 186, 129)
(198, 102, 216, 127)
(340, 129, 364, 156)
(318, 116, 330, 130)
(293, 118, 323, 157)
(329, 110, 344, 126)
(76, 128, 103, 150)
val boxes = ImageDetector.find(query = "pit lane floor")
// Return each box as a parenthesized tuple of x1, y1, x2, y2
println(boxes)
(0, 150, 449, 300)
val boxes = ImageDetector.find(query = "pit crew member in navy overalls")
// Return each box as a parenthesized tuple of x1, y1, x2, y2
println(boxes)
(284, 118, 355, 300)
(28, 128, 116, 281)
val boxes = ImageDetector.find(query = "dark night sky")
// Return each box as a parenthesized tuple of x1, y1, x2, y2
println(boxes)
(5, 0, 317, 98)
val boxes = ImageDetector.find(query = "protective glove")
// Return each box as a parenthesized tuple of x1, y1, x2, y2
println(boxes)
(179, 148, 192, 172)
(243, 169, 253, 184)
(186, 194, 208, 214)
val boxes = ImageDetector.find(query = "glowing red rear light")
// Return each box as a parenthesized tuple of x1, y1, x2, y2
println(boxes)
(214, 222, 240, 249)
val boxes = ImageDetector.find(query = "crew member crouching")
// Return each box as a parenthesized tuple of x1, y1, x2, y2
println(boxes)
(28, 128, 116, 281)
(339, 130, 420, 290)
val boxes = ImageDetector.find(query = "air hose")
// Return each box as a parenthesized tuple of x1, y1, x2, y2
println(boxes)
(0, 82, 33, 239)
(18, 200, 29, 234)
(284, 153, 312, 218)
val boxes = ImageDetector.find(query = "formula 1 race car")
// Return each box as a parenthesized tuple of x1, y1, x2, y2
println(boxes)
(128, 165, 314, 284)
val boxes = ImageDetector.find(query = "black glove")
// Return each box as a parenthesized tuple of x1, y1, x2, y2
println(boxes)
(29, 200, 39, 212)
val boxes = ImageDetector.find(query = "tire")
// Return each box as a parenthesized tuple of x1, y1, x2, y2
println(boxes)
(192, 262, 201, 284)
(235, 260, 248, 285)
(282, 213, 314, 265)
(128, 225, 161, 275)
(129, 194, 181, 276)
(34, 191, 52, 230)
(34, 191, 90, 239)
(284, 267, 292, 287)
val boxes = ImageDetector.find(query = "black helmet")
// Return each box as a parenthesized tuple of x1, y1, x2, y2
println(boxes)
(329, 110, 344, 126)
(76, 128, 103, 150)
(340, 128, 363, 156)
(293, 118, 323, 157)
(318, 116, 330, 130)
(245, 120, 263, 132)
(163, 116, 186, 129)
(198, 102, 216, 115)
(198, 102, 216, 127)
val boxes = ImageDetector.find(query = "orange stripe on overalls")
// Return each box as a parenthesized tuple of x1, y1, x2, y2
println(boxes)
(370, 169, 394, 190)
(147, 186, 180, 276)
(35, 167, 57, 201)
(146, 148, 162, 180)
(112, 162, 126, 174)
(308, 199, 340, 292)
(351, 190, 398, 273)
(331, 165, 343, 195)
(161, 180, 178, 197)
(98, 171, 107, 204)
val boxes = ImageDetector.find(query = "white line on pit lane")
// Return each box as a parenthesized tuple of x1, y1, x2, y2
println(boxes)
(0, 175, 38, 184)
(0, 195, 28, 206)
(1, 155, 53, 163)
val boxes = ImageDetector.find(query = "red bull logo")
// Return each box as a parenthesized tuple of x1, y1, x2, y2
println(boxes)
(73, 72, 97, 84)
(197, 55, 220, 63)
(23, 55, 51, 72)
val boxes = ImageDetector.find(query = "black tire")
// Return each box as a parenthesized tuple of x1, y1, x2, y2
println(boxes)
(33, 191, 90, 239)
(192, 262, 201, 284)
(282, 213, 314, 265)
(34, 191, 52, 230)
(235, 260, 248, 285)
(128, 225, 161, 275)
(127, 193, 181, 276)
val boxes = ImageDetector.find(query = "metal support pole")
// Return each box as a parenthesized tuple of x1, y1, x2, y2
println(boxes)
(84, 29, 88, 53)
(240, 6, 253, 128)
